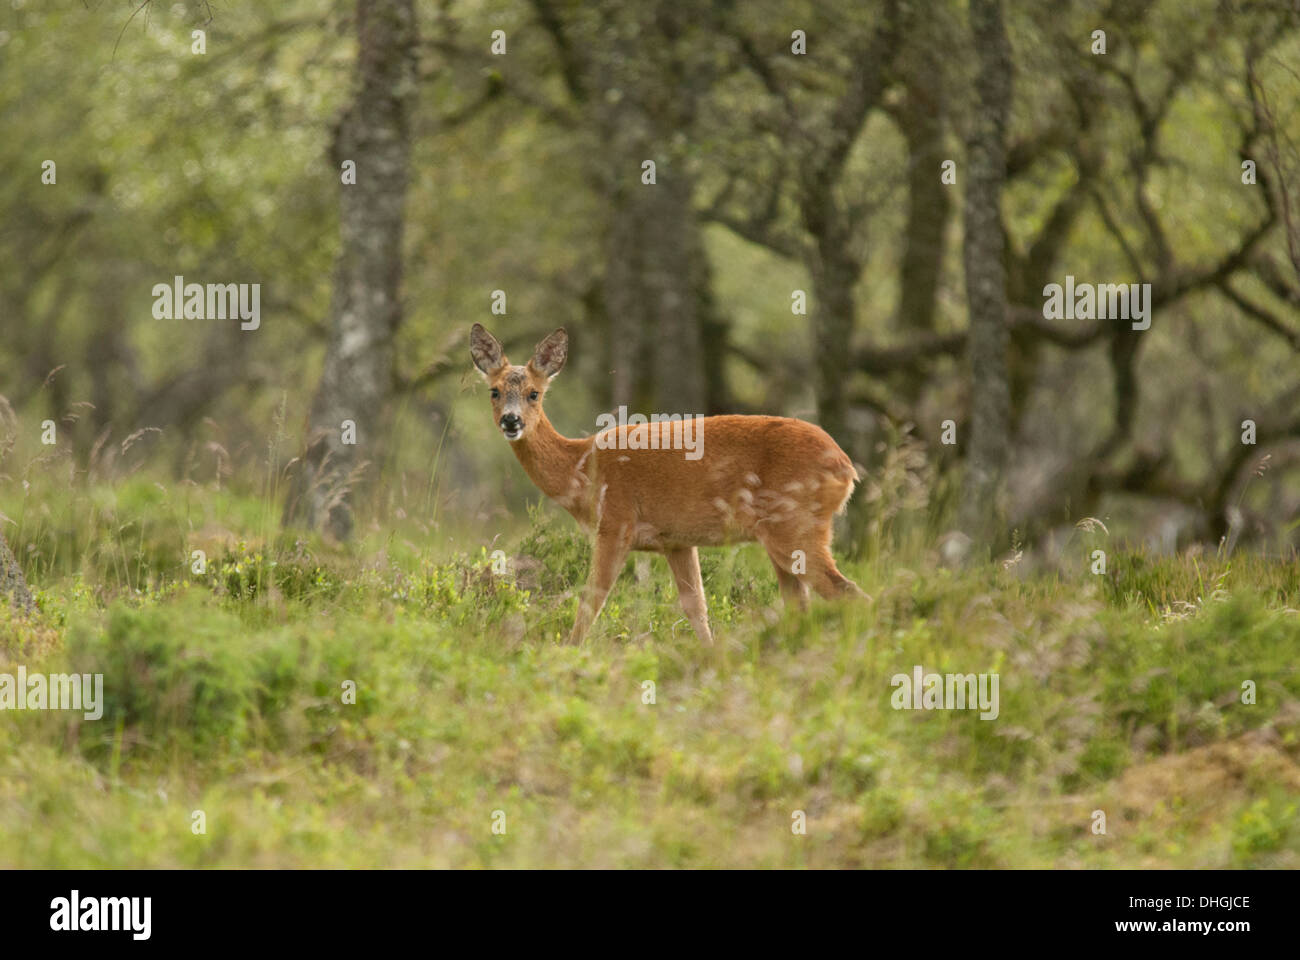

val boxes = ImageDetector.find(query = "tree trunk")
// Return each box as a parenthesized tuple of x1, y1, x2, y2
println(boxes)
(898, 68, 951, 337)
(957, 0, 1013, 550)
(809, 232, 859, 446)
(603, 169, 709, 415)
(696, 252, 731, 415)
(0, 531, 35, 616)
(534, 0, 717, 418)
(601, 106, 709, 415)
(286, 0, 416, 540)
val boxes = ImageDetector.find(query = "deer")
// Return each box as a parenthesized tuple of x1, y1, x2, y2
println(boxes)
(470, 323, 865, 644)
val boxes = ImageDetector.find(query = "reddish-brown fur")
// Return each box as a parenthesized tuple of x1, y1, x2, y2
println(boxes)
(471, 324, 864, 643)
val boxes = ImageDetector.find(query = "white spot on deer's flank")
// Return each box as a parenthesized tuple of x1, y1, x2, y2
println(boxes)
(617, 456, 630, 463)
(745, 473, 761, 487)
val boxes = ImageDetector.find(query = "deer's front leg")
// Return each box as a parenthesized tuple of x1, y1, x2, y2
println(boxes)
(569, 524, 633, 643)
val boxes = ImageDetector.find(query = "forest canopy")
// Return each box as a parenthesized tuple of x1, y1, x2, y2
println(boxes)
(1, 0, 1298, 561)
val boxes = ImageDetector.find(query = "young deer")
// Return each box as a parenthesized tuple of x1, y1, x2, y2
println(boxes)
(470, 323, 865, 643)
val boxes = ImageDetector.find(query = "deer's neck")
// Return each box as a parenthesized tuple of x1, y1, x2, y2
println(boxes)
(511, 413, 593, 508)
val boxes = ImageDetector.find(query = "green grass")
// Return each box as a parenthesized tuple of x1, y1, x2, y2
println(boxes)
(1, 477, 1298, 867)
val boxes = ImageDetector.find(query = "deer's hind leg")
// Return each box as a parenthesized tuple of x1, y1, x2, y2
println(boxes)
(756, 520, 813, 611)
(758, 517, 863, 604)
(806, 521, 866, 600)
(758, 538, 810, 611)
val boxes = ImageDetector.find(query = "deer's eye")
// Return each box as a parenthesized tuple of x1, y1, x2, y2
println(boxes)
(529, 391, 539, 402)
(490, 388, 500, 399)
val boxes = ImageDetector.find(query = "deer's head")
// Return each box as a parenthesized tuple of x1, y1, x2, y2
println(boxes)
(469, 324, 568, 442)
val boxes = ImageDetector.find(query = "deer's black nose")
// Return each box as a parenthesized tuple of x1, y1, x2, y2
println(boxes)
(500, 414, 522, 431)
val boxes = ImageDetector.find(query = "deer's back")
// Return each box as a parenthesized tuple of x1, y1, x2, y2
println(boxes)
(581, 415, 857, 549)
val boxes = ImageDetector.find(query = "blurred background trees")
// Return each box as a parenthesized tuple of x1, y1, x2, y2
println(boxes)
(2, 0, 1298, 562)
(284, 0, 417, 541)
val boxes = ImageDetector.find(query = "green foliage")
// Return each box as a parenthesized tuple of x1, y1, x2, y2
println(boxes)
(63, 597, 354, 759)
(1232, 795, 1297, 862)
(2, 500, 1297, 867)
(514, 502, 590, 594)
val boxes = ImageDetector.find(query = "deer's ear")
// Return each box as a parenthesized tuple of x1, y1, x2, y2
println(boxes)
(470, 323, 506, 377)
(529, 328, 568, 380)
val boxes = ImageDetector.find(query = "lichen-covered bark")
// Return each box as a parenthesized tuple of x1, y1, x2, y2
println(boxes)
(958, 0, 1013, 549)
(287, 0, 416, 540)
(797, 0, 901, 448)
(532, 0, 717, 417)
(603, 135, 709, 415)
(1, 531, 35, 615)
(808, 236, 859, 444)
(898, 64, 951, 338)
